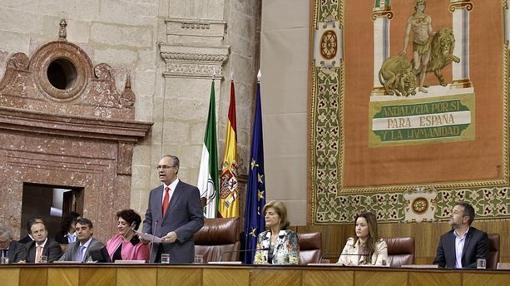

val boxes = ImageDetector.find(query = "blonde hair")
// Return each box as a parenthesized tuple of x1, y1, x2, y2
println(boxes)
(263, 200, 290, 229)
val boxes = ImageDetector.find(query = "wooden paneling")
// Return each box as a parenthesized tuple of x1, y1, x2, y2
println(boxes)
(79, 268, 115, 286)
(355, 270, 407, 286)
(408, 271, 461, 286)
(3, 265, 510, 286)
(19, 267, 47, 286)
(302, 269, 353, 286)
(48, 268, 79, 286)
(157, 268, 201, 286)
(298, 219, 510, 263)
(202, 268, 249, 286)
(0, 268, 19, 286)
(117, 268, 156, 286)
(251, 269, 302, 286)
(463, 272, 510, 286)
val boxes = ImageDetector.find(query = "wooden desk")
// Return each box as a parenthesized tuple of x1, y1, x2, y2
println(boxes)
(1, 264, 510, 286)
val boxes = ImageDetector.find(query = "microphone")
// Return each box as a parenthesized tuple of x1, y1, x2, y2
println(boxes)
(220, 248, 270, 262)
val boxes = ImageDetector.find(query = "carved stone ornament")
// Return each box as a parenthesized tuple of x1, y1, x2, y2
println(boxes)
(159, 44, 229, 79)
(0, 35, 136, 120)
(0, 22, 152, 241)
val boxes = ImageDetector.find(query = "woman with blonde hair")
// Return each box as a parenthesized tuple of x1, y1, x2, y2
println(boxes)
(337, 211, 388, 266)
(254, 201, 299, 264)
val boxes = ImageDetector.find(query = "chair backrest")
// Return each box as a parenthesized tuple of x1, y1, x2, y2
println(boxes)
(487, 233, 500, 269)
(298, 232, 321, 265)
(384, 237, 415, 267)
(193, 217, 241, 262)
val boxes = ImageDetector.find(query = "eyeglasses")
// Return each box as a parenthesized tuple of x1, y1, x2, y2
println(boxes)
(156, 165, 176, 170)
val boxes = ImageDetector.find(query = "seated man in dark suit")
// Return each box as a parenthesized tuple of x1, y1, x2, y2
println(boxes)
(19, 217, 44, 245)
(433, 201, 488, 268)
(58, 218, 110, 263)
(0, 224, 27, 263)
(26, 220, 62, 263)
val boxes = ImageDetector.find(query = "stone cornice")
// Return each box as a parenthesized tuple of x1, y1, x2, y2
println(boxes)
(159, 43, 229, 79)
(160, 52, 228, 63)
(0, 106, 152, 142)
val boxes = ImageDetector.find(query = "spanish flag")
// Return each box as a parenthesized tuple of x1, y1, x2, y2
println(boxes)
(219, 80, 239, 218)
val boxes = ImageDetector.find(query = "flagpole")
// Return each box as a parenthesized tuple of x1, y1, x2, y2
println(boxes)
(243, 70, 266, 264)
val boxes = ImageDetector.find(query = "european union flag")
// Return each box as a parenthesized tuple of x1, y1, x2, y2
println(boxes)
(243, 82, 266, 264)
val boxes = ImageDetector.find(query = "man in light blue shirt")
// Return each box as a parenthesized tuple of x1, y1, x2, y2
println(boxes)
(58, 218, 109, 262)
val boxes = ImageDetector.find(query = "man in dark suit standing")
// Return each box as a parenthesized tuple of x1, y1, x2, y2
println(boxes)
(142, 155, 204, 263)
(0, 224, 27, 263)
(26, 220, 62, 263)
(433, 202, 488, 268)
(58, 218, 109, 262)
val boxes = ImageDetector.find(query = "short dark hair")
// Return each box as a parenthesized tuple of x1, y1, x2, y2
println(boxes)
(26, 217, 45, 233)
(116, 209, 142, 230)
(456, 201, 475, 225)
(60, 212, 80, 232)
(76, 217, 93, 229)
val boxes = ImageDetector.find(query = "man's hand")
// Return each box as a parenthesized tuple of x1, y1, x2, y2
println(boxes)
(162, 231, 177, 243)
(136, 232, 151, 244)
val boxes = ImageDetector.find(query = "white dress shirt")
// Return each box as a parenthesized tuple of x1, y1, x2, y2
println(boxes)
(454, 228, 469, 268)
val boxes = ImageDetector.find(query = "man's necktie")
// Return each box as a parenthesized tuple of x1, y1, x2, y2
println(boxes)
(162, 187, 170, 217)
(35, 245, 43, 263)
(76, 245, 86, 262)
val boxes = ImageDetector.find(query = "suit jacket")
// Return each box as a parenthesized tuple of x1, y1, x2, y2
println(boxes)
(58, 238, 110, 262)
(337, 237, 388, 266)
(18, 235, 33, 245)
(26, 239, 63, 263)
(4, 240, 27, 263)
(254, 230, 299, 265)
(433, 227, 488, 268)
(142, 180, 204, 263)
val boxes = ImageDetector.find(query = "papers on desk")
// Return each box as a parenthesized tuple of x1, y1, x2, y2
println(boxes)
(208, 261, 242, 265)
(401, 264, 439, 269)
(114, 260, 146, 264)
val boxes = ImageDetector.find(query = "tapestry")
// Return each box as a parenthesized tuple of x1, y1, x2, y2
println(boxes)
(310, 0, 510, 223)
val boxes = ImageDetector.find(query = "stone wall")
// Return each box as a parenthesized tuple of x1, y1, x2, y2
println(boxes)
(0, 0, 261, 237)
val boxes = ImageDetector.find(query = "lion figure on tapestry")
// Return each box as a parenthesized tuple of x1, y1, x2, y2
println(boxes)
(378, 55, 417, 97)
(420, 27, 460, 86)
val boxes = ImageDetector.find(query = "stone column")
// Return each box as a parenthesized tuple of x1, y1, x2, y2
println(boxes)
(371, 1, 393, 96)
(158, 1, 229, 182)
(449, 0, 473, 88)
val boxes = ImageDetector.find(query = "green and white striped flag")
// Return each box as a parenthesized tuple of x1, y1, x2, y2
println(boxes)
(197, 80, 219, 218)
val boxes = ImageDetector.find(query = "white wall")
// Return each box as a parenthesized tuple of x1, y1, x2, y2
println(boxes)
(260, 0, 309, 225)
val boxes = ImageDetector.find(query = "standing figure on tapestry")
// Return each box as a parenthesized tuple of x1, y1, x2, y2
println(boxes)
(401, 0, 433, 93)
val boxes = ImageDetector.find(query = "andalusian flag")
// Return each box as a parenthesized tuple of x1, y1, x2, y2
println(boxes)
(219, 80, 239, 218)
(198, 80, 219, 218)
